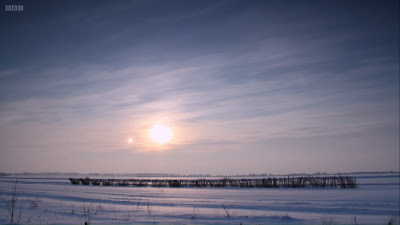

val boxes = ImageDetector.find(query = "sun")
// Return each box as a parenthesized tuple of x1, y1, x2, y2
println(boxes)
(149, 125, 172, 144)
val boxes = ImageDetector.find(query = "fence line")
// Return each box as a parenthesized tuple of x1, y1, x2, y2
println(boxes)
(68, 176, 357, 188)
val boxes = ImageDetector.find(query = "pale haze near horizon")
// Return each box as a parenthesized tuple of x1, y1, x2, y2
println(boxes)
(0, 0, 399, 175)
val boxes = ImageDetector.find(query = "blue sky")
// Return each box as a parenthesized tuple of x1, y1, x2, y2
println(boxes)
(0, 0, 398, 174)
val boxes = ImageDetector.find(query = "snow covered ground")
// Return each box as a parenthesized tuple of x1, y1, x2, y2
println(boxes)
(0, 173, 399, 224)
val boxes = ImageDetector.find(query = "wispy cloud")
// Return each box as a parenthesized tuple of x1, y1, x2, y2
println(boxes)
(1, 40, 396, 147)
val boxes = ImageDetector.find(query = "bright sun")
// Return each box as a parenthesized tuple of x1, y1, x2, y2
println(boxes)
(149, 125, 172, 144)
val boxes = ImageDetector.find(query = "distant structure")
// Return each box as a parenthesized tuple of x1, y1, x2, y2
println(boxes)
(69, 176, 357, 188)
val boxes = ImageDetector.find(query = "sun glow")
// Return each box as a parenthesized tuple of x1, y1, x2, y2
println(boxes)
(149, 125, 172, 144)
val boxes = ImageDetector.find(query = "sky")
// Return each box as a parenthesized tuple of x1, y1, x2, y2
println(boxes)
(0, 0, 399, 175)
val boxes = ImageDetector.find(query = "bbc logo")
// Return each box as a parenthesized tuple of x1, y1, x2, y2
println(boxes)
(5, 5, 24, 11)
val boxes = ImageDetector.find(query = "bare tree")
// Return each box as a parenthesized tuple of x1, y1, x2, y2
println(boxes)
(189, 206, 199, 219)
(1, 180, 22, 223)
(146, 200, 152, 216)
(321, 216, 335, 225)
(222, 203, 231, 218)
(136, 196, 142, 211)
(82, 202, 104, 225)
(387, 216, 398, 225)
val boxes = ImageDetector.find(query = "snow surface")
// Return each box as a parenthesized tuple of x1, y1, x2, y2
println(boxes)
(0, 173, 399, 224)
